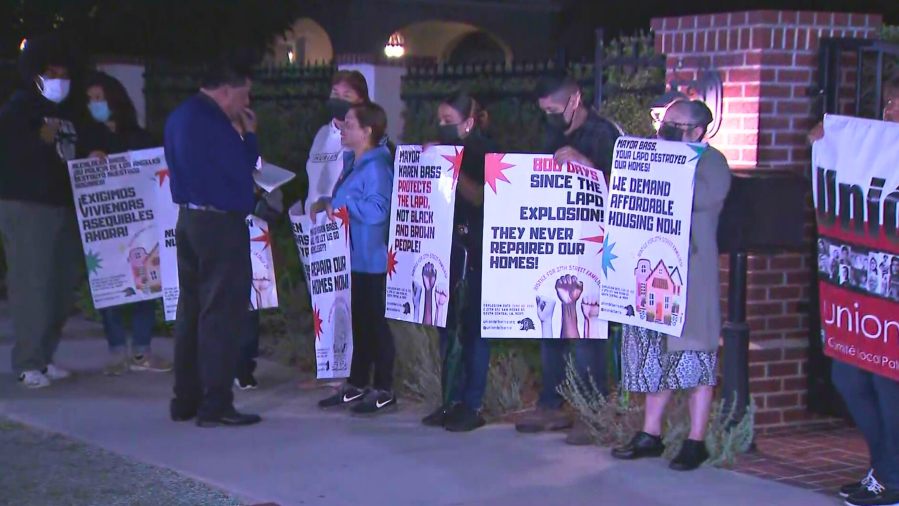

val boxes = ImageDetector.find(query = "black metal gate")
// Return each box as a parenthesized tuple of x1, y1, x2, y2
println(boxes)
(807, 37, 899, 417)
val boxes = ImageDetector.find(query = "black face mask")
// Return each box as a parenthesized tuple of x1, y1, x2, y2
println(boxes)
(326, 98, 352, 121)
(546, 97, 574, 130)
(657, 123, 685, 142)
(438, 124, 462, 144)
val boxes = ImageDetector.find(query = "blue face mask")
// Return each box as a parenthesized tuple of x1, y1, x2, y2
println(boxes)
(89, 101, 111, 122)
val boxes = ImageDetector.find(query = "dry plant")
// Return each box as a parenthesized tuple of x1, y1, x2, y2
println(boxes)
(560, 358, 756, 466)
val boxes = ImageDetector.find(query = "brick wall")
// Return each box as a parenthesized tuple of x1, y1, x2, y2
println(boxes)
(651, 10, 882, 427)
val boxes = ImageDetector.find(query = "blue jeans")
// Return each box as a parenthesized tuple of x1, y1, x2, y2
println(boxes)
(238, 310, 260, 377)
(832, 361, 899, 488)
(538, 338, 609, 410)
(439, 269, 491, 411)
(100, 300, 157, 355)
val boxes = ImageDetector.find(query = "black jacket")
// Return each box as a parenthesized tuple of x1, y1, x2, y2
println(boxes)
(0, 90, 97, 207)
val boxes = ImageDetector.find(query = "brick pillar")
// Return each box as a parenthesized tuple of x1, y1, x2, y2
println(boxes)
(651, 11, 882, 427)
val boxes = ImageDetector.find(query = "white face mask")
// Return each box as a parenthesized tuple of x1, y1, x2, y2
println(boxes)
(37, 77, 71, 104)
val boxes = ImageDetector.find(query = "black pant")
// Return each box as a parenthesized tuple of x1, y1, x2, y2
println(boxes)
(238, 310, 260, 378)
(173, 208, 252, 418)
(347, 273, 395, 392)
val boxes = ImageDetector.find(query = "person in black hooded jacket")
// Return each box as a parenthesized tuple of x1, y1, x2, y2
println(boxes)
(0, 33, 98, 389)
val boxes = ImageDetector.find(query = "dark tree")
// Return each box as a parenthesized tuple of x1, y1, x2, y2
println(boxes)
(1, 0, 335, 62)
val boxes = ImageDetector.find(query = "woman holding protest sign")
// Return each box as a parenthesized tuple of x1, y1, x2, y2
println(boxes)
(311, 102, 397, 416)
(420, 91, 498, 432)
(612, 100, 731, 472)
(85, 72, 171, 376)
(305, 71, 396, 216)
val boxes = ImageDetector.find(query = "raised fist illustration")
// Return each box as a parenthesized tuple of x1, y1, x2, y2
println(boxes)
(581, 293, 600, 319)
(412, 280, 422, 307)
(536, 295, 556, 322)
(422, 262, 437, 291)
(435, 282, 449, 308)
(555, 274, 584, 305)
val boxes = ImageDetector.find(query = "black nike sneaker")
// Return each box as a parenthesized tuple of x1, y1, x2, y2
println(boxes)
(350, 389, 397, 416)
(318, 383, 366, 409)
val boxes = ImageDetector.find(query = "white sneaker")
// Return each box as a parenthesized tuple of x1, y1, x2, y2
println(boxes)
(18, 370, 51, 389)
(43, 364, 71, 380)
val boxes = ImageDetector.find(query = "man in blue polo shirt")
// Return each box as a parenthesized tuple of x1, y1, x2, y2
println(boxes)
(164, 55, 261, 427)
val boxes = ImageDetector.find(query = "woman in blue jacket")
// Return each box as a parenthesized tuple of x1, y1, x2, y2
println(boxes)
(311, 102, 397, 416)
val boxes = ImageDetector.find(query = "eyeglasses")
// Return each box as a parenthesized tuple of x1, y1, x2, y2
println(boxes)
(659, 121, 697, 129)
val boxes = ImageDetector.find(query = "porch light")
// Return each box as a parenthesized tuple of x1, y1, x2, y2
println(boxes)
(19, 39, 26, 51)
(384, 32, 405, 58)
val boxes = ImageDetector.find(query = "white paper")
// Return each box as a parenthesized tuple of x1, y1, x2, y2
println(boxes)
(253, 162, 296, 193)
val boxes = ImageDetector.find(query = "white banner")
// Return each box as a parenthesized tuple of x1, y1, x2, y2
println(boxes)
(598, 137, 701, 337)
(481, 153, 609, 340)
(811, 114, 899, 380)
(154, 166, 181, 321)
(288, 201, 313, 294)
(155, 172, 280, 320)
(301, 208, 353, 379)
(385, 145, 460, 327)
(69, 148, 165, 309)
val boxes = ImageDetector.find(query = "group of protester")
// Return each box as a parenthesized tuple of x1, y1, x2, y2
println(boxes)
(1, 32, 896, 505)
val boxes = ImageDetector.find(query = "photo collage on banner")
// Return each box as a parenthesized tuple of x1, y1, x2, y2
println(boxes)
(384, 145, 460, 327)
(812, 114, 899, 380)
(290, 205, 353, 379)
(598, 137, 701, 338)
(480, 153, 609, 340)
(68, 148, 166, 310)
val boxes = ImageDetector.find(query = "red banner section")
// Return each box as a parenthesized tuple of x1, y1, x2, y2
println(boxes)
(819, 282, 899, 381)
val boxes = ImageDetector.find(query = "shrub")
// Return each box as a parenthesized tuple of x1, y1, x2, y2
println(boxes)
(560, 358, 756, 466)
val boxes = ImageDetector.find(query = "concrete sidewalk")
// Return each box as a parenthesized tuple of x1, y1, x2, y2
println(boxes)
(0, 326, 839, 506)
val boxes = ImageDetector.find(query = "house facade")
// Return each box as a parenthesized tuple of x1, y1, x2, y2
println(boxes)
(635, 259, 683, 326)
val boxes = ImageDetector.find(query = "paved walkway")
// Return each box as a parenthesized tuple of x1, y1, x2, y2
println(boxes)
(0, 319, 840, 506)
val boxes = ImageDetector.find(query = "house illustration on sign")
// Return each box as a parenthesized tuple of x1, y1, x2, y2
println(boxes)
(635, 259, 683, 326)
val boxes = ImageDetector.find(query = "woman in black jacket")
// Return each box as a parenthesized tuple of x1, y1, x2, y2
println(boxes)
(422, 91, 498, 432)
(86, 72, 170, 376)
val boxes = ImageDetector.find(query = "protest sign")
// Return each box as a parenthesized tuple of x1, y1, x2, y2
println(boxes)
(288, 202, 313, 294)
(385, 145, 460, 327)
(598, 137, 700, 337)
(154, 165, 181, 320)
(481, 153, 609, 340)
(69, 148, 164, 309)
(247, 216, 279, 310)
(304, 208, 353, 379)
(812, 114, 899, 380)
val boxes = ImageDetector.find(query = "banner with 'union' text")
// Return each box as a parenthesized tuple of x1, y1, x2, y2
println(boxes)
(812, 114, 899, 380)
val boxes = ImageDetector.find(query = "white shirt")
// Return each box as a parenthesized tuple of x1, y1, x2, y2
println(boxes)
(305, 120, 345, 215)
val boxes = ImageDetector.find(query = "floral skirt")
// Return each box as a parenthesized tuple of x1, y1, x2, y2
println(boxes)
(621, 324, 718, 393)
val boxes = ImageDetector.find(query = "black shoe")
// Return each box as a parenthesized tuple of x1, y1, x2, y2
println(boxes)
(669, 439, 710, 471)
(318, 384, 366, 409)
(234, 373, 258, 391)
(611, 432, 665, 460)
(842, 470, 876, 498)
(170, 399, 198, 422)
(422, 404, 455, 427)
(445, 403, 486, 433)
(846, 481, 899, 506)
(196, 409, 262, 428)
(350, 389, 397, 416)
